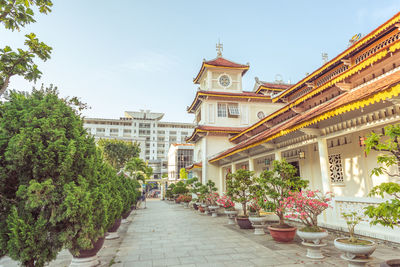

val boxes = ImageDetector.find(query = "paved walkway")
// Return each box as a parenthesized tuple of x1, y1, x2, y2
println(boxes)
(112, 200, 398, 267)
(1, 199, 399, 267)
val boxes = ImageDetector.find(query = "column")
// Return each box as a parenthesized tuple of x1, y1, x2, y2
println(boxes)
(317, 138, 331, 193)
(248, 157, 254, 171)
(219, 167, 224, 195)
(274, 151, 281, 161)
(231, 163, 237, 173)
(201, 139, 207, 184)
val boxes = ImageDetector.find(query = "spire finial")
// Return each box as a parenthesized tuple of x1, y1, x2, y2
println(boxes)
(216, 40, 223, 57)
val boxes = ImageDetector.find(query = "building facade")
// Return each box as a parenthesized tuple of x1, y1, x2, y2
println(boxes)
(84, 110, 195, 178)
(187, 12, 400, 243)
(167, 144, 194, 181)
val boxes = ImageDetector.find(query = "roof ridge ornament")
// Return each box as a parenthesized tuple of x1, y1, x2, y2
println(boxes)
(216, 40, 223, 57)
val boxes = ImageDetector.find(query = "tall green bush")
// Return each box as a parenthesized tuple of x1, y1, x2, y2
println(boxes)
(0, 87, 111, 266)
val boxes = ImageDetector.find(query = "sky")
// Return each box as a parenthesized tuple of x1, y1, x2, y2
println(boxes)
(1, 1, 400, 123)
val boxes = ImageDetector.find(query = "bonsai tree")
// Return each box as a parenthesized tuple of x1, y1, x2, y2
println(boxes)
(340, 212, 371, 244)
(0, 87, 109, 266)
(226, 169, 257, 217)
(364, 124, 400, 228)
(282, 190, 333, 232)
(256, 159, 309, 227)
(172, 181, 189, 196)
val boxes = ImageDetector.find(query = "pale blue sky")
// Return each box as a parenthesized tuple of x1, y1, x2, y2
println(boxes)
(1, 1, 400, 123)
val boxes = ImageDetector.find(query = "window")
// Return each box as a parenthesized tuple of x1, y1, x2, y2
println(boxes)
(217, 103, 227, 117)
(329, 154, 344, 184)
(228, 103, 240, 116)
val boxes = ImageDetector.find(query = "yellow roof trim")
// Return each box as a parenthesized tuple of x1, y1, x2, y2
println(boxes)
(230, 39, 399, 142)
(211, 83, 400, 163)
(275, 12, 400, 100)
(255, 86, 285, 94)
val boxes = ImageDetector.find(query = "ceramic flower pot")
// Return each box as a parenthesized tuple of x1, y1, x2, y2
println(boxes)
(236, 216, 253, 229)
(224, 210, 238, 225)
(106, 218, 121, 240)
(297, 229, 328, 245)
(334, 238, 377, 259)
(69, 236, 105, 267)
(268, 225, 297, 242)
(381, 259, 400, 267)
(249, 216, 268, 235)
(208, 205, 219, 217)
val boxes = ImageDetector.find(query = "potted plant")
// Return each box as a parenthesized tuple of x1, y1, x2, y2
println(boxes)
(217, 195, 238, 225)
(226, 169, 257, 229)
(282, 190, 333, 244)
(363, 125, 400, 266)
(334, 212, 377, 259)
(256, 159, 309, 242)
(183, 195, 192, 208)
(282, 190, 333, 258)
(248, 198, 269, 235)
(207, 192, 220, 217)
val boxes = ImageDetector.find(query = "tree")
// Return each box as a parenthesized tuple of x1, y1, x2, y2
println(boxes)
(125, 157, 152, 181)
(0, 87, 108, 266)
(226, 169, 256, 217)
(0, 0, 53, 95)
(179, 168, 188, 179)
(97, 139, 140, 170)
(256, 160, 309, 226)
(364, 124, 400, 228)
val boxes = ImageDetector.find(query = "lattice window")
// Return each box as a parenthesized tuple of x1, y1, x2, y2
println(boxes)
(329, 154, 344, 184)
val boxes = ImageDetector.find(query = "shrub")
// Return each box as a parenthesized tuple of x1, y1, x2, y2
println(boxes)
(0, 88, 111, 266)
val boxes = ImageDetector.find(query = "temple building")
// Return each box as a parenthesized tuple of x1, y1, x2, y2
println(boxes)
(186, 12, 400, 243)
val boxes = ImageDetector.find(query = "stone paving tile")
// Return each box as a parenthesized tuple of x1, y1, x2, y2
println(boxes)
(2, 199, 400, 266)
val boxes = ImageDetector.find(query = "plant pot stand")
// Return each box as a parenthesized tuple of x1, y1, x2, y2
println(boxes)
(224, 210, 238, 225)
(301, 241, 326, 259)
(249, 216, 268, 235)
(70, 255, 99, 267)
(340, 254, 375, 267)
(208, 206, 219, 217)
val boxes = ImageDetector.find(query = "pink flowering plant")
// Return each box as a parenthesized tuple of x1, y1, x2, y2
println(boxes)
(248, 198, 262, 216)
(281, 190, 333, 232)
(207, 192, 219, 206)
(217, 195, 235, 210)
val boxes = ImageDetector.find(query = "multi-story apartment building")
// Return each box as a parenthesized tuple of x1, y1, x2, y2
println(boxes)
(84, 110, 195, 178)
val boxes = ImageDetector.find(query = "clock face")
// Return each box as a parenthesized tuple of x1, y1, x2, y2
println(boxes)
(219, 75, 230, 87)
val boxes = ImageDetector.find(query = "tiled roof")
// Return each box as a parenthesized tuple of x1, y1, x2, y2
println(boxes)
(196, 125, 246, 132)
(260, 82, 292, 90)
(274, 12, 400, 101)
(205, 57, 249, 68)
(186, 161, 202, 170)
(186, 125, 246, 143)
(193, 57, 249, 84)
(210, 71, 400, 162)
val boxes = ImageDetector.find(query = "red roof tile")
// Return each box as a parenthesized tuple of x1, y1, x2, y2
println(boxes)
(260, 82, 292, 90)
(210, 71, 400, 162)
(205, 57, 249, 68)
(193, 57, 249, 84)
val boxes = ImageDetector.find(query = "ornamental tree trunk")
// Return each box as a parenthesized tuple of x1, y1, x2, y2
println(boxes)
(242, 202, 247, 217)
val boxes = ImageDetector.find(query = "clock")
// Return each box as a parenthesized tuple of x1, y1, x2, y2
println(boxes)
(219, 74, 231, 87)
